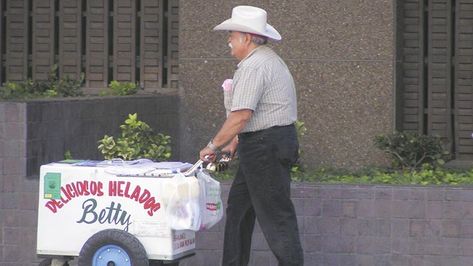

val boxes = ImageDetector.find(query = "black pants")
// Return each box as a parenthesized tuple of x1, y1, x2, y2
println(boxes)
(222, 124, 304, 266)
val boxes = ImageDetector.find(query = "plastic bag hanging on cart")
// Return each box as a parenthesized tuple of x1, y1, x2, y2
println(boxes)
(165, 173, 201, 231)
(197, 170, 224, 230)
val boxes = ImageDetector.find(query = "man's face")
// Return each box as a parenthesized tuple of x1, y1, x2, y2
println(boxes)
(228, 31, 250, 60)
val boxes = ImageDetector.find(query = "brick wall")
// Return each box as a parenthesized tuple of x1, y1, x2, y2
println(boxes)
(182, 183, 473, 266)
(2, 175, 473, 264)
(0, 102, 35, 265)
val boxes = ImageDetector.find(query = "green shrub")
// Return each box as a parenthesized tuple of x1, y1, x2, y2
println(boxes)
(100, 80, 139, 96)
(0, 82, 29, 99)
(64, 150, 73, 160)
(295, 165, 473, 185)
(212, 163, 238, 181)
(291, 120, 307, 175)
(97, 113, 172, 161)
(214, 164, 473, 185)
(0, 65, 84, 99)
(374, 131, 450, 170)
(53, 73, 85, 97)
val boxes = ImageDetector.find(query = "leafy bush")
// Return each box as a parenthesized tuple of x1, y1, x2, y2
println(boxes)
(97, 113, 172, 161)
(374, 131, 450, 170)
(0, 82, 30, 99)
(0, 65, 84, 99)
(100, 80, 139, 96)
(214, 164, 473, 185)
(52, 73, 85, 97)
(64, 150, 73, 160)
(294, 165, 473, 185)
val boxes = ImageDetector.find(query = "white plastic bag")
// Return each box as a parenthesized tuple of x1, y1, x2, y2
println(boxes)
(165, 173, 201, 231)
(197, 170, 224, 230)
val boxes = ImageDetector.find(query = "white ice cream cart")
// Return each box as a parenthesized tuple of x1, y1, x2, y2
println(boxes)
(37, 159, 212, 266)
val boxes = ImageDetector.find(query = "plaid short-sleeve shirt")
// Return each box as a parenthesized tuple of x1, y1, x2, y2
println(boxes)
(230, 45, 297, 133)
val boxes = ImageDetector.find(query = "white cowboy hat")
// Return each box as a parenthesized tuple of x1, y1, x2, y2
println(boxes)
(213, 6, 282, 41)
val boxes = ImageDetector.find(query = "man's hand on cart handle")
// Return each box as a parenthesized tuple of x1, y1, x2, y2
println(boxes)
(199, 110, 249, 162)
(200, 146, 216, 162)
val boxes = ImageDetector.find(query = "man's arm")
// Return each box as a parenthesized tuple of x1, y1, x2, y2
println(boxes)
(199, 109, 252, 161)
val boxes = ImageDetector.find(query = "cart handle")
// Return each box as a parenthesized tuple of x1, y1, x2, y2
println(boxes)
(182, 159, 204, 176)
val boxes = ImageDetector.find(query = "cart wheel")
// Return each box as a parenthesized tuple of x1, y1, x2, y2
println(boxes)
(78, 229, 149, 266)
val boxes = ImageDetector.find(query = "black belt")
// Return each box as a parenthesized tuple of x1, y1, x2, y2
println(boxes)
(238, 124, 294, 139)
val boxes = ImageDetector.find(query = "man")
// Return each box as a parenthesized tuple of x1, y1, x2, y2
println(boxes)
(199, 5, 303, 266)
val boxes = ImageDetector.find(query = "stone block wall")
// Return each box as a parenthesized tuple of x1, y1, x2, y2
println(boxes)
(182, 183, 473, 266)
(3, 168, 473, 265)
(0, 102, 37, 265)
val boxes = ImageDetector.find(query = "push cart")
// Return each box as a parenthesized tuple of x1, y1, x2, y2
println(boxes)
(37, 159, 207, 266)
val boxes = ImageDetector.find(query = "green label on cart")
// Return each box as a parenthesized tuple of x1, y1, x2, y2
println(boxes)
(44, 172, 61, 199)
